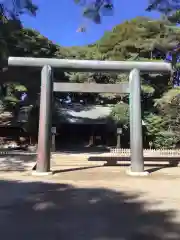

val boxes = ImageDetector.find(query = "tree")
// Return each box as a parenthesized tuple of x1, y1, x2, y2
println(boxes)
(146, 0, 180, 24)
(1, 11, 180, 148)
(2, 0, 179, 25)
(155, 88, 180, 134)
(0, 0, 37, 20)
(0, 0, 38, 65)
(74, 0, 180, 25)
(74, 0, 113, 24)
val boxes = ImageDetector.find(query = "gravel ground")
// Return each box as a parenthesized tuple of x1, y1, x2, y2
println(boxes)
(0, 163, 180, 239)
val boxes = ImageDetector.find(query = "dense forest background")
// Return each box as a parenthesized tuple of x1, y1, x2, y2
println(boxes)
(1, 0, 180, 149)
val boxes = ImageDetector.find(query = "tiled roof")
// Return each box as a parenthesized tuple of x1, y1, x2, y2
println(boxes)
(54, 103, 112, 124)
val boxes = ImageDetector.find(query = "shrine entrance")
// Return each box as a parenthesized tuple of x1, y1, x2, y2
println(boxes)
(8, 57, 172, 175)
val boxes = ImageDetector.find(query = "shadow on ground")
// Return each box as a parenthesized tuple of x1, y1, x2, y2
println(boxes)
(53, 165, 102, 174)
(88, 156, 179, 173)
(0, 153, 178, 173)
(56, 145, 110, 154)
(0, 179, 179, 239)
(0, 154, 36, 171)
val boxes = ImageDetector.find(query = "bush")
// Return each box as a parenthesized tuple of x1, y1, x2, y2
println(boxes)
(144, 114, 179, 148)
(153, 131, 179, 149)
(110, 102, 129, 128)
(145, 113, 166, 137)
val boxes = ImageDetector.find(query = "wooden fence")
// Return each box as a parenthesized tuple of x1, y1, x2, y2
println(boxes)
(110, 148, 180, 157)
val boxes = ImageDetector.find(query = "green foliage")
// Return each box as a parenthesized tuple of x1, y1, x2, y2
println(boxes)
(65, 72, 90, 83)
(146, 1, 180, 24)
(13, 84, 27, 92)
(168, 10, 180, 24)
(9, 28, 59, 58)
(74, 0, 113, 24)
(141, 84, 155, 95)
(95, 17, 180, 61)
(153, 131, 179, 149)
(155, 88, 180, 133)
(4, 95, 19, 105)
(144, 113, 180, 149)
(0, 0, 37, 20)
(155, 87, 180, 107)
(74, 0, 180, 25)
(1, 13, 180, 149)
(145, 114, 166, 137)
(0, 82, 27, 110)
(110, 103, 129, 127)
(0, 12, 58, 62)
(144, 114, 173, 148)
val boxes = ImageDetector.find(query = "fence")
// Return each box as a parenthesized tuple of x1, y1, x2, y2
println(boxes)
(111, 148, 180, 157)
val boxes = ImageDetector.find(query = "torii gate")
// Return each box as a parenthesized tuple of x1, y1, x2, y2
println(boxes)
(8, 57, 172, 176)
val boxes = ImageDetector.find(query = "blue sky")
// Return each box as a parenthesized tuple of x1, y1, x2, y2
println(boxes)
(20, 0, 160, 47)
